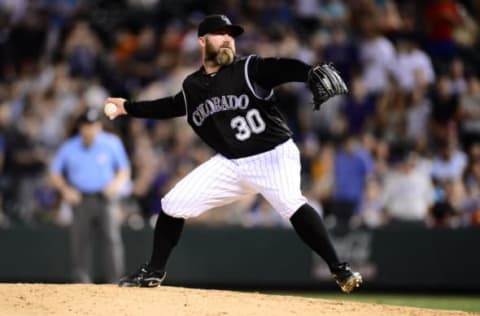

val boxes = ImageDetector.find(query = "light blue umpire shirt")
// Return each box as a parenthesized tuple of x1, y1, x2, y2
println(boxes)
(51, 131, 129, 193)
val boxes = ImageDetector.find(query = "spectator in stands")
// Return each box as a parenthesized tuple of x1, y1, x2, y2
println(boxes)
(405, 72, 432, 142)
(323, 25, 358, 85)
(320, 0, 348, 27)
(357, 10, 396, 96)
(63, 20, 103, 78)
(432, 139, 467, 182)
(357, 177, 384, 228)
(122, 26, 160, 87)
(382, 148, 434, 225)
(449, 58, 467, 95)
(129, 123, 161, 218)
(0, 102, 9, 228)
(4, 101, 48, 223)
(431, 178, 465, 227)
(294, 0, 322, 34)
(372, 137, 390, 179)
(431, 75, 460, 141)
(330, 134, 373, 225)
(430, 139, 468, 226)
(423, 0, 461, 65)
(49, 109, 130, 283)
(452, 3, 479, 74)
(460, 74, 480, 150)
(377, 0, 404, 39)
(341, 75, 376, 134)
(463, 154, 480, 226)
(394, 35, 435, 93)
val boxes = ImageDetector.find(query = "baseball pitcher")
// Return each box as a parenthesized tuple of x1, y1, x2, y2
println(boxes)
(104, 15, 361, 293)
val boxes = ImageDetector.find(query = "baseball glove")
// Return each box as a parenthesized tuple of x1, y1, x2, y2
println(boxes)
(307, 63, 348, 110)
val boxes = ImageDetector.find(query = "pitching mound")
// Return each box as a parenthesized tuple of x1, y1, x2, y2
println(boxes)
(0, 284, 472, 316)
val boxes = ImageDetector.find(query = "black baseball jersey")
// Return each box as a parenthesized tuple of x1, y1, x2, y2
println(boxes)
(125, 55, 311, 159)
(182, 55, 292, 158)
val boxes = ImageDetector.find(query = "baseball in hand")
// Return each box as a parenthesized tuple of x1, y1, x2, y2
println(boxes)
(104, 102, 118, 117)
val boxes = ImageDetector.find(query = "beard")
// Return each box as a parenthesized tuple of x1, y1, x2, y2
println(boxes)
(205, 39, 235, 66)
(215, 47, 235, 65)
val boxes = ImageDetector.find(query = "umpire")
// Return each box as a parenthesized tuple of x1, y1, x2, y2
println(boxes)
(49, 108, 130, 283)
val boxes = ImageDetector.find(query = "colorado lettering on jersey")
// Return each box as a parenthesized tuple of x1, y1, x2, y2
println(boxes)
(192, 94, 249, 126)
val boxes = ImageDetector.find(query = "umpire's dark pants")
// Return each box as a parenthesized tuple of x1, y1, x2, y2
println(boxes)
(71, 194, 124, 283)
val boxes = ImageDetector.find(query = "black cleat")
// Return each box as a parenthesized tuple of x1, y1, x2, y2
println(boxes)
(331, 262, 362, 293)
(118, 263, 166, 287)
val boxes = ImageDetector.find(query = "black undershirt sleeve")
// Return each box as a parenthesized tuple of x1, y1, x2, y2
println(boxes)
(124, 91, 186, 119)
(248, 56, 311, 91)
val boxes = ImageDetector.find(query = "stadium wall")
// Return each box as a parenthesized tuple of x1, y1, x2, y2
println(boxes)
(0, 225, 479, 291)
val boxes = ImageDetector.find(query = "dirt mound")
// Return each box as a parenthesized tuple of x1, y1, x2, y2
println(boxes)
(0, 284, 473, 316)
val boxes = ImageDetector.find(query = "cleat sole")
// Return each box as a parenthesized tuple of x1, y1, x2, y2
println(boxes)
(339, 272, 362, 293)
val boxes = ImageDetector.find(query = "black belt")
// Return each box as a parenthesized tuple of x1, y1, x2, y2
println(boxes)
(81, 192, 104, 199)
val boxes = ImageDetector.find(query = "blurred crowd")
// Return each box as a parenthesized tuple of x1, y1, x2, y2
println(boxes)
(0, 0, 479, 230)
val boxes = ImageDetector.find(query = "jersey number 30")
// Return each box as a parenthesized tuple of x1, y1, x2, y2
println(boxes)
(230, 109, 266, 141)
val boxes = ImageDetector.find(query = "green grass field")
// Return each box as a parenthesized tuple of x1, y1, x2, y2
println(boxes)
(268, 292, 480, 313)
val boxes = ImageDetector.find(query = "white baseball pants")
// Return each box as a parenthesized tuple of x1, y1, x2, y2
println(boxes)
(161, 139, 307, 219)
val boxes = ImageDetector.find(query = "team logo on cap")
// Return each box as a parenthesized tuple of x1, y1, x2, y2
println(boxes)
(220, 15, 230, 24)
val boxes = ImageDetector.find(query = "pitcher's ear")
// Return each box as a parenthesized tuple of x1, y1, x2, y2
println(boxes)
(198, 36, 206, 48)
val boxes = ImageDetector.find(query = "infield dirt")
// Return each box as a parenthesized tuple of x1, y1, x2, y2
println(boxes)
(0, 284, 476, 316)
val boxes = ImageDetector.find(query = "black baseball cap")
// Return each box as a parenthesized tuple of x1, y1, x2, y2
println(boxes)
(197, 15, 244, 37)
(78, 108, 101, 124)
